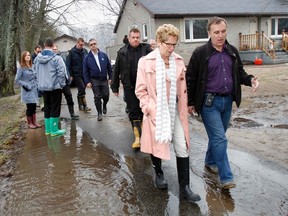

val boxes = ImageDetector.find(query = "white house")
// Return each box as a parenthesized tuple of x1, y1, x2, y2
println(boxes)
(107, 0, 288, 64)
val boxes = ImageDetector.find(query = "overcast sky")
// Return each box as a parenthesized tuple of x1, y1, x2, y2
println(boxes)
(50, 1, 117, 34)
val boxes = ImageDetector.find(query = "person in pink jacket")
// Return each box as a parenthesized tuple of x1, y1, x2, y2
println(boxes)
(135, 24, 201, 203)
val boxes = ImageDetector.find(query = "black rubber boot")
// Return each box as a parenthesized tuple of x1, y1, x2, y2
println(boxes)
(68, 105, 79, 120)
(103, 98, 108, 114)
(103, 103, 107, 114)
(77, 96, 84, 111)
(95, 102, 102, 121)
(177, 157, 201, 202)
(81, 96, 91, 113)
(151, 154, 168, 189)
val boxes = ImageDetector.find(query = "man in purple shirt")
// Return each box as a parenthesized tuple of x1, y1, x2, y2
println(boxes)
(186, 17, 259, 190)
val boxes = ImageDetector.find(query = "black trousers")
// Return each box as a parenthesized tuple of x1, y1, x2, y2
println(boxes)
(43, 89, 62, 118)
(62, 84, 74, 106)
(73, 75, 86, 97)
(90, 78, 109, 106)
(124, 88, 143, 122)
(26, 103, 37, 116)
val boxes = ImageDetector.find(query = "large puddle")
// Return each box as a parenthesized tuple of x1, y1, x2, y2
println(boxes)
(0, 122, 147, 215)
(0, 118, 287, 215)
(0, 87, 287, 215)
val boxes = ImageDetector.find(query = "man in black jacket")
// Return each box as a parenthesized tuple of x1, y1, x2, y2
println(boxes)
(66, 37, 91, 113)
(52, 44, 79, 120)
(186, 17, 259, 189)
(111, 27, 152, 149)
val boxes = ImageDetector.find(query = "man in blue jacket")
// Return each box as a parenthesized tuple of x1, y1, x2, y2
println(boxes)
(83, 39, 112, 121)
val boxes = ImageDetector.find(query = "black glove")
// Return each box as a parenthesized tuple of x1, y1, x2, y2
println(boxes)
(22, 86, 31, 91)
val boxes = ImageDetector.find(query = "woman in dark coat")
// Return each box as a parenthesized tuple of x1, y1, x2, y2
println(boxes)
(15, 51, 41, 129)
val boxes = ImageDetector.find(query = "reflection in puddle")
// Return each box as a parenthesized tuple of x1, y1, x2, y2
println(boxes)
(0, 120, 144, 215)
(204, 179, 235, 216)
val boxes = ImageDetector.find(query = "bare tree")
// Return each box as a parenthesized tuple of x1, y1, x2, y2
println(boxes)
(93, 0, 123, 17)
(0, 0, 123, 97)
(0, 0, 19, 96)
(67, 0, 123, 48)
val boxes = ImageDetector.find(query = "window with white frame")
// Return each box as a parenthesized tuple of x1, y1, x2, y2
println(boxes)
(142, 24, 148, 40)
(271, 17, 288, 36)
(184, 18, 209, 41)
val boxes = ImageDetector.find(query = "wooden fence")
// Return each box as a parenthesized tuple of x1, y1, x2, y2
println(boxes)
(239, 31, 275, 59)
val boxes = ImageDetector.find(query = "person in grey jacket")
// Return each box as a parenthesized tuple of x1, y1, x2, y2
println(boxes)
(15, 51, 41, 129)
(33, 37, 67, 136)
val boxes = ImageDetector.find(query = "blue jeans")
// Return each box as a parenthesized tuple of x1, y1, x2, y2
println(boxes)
(201, 94, 234, 183)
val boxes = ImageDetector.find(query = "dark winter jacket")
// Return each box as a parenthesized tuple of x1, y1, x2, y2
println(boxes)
(66, 45, 88, 77)
(83, 50, 112, 85)
(111, 43, 152, 92)
(186, 39, 254, 114)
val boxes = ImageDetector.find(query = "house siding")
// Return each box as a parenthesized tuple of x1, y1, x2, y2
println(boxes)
(108, 0, 288, 64)
(116, 0, 153, 45)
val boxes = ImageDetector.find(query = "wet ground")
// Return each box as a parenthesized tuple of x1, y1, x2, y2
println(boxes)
(0, 85, 287, 215)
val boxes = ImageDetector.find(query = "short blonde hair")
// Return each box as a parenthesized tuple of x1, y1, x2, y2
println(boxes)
(156, 24, 179, 43)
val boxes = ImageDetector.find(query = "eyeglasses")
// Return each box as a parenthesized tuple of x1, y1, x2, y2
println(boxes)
(163, 42, 178, 48)
(89, 43, 97, 46)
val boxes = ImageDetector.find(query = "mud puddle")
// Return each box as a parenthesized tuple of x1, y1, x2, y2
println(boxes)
(0, 121, 145, 215)
(0, 116, 287, 215)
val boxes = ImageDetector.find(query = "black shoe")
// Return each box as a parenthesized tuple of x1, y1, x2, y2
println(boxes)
(180, 185, 201, 202)
(97, 114, 103, 121)
(103, 104, 107, 114)
(155, 173, 168, 189)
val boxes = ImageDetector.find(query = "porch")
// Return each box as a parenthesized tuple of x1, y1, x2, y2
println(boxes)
(239, 31, 288, 64)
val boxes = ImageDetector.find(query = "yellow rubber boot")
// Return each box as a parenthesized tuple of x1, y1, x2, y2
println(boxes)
(132, 126, 141, 149)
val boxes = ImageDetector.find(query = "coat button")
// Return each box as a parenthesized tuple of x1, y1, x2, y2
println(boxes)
(180, 77, 184, 81)
(184, 90, 187, 93)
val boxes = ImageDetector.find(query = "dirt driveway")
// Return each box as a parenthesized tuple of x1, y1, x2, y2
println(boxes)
(200, 63, 288, 170)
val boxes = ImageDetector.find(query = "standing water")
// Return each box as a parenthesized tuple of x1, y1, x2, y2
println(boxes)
(0, 94, 287, 215)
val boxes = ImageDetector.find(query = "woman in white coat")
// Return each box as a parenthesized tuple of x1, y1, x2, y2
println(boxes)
(135, 24, 200, 202)
(15, 51, 41, 129)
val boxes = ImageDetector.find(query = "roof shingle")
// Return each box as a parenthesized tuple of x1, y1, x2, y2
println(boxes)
(139, 0, 288, 16)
